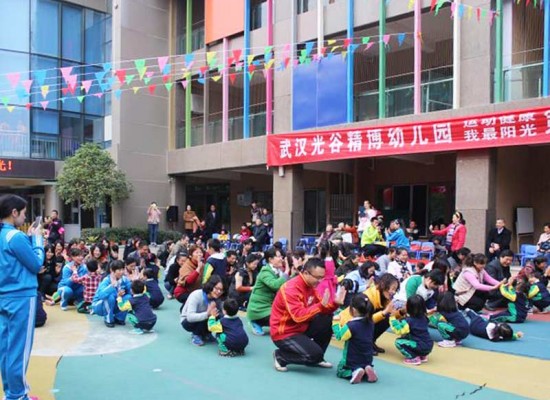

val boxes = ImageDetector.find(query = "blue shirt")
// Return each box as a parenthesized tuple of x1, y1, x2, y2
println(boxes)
(0, 223, 44, 297)
(386, 228, 410, 250)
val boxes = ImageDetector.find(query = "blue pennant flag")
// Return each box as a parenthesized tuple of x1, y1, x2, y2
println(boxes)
(33, 70, 47, 87)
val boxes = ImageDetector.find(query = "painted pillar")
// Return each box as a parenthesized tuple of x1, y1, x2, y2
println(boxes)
(453, 0, 461, 108)
(413, 0, 422, 114)
(494, 0, 503, 103)
(378, 0, 386, 119)
(222, 37, 229, 141)
(185, 0, 192, 147)
(544, 0, 550, 97)
(266, 0, 274, 134)
(243, 0, 251, 139)
(347, 0, 354, 122)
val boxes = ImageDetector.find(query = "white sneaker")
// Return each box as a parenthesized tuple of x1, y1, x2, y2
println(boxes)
(317, 360, 333, 368)
(273, 351, 288, 372)
(350, 368, 365, 384)
(437, 340, 457, 348)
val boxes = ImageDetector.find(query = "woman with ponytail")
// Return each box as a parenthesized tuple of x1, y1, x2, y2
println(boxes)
(0, 194, 45, 400)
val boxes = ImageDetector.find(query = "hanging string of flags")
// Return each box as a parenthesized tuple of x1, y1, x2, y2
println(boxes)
(0, 0, 543, 113)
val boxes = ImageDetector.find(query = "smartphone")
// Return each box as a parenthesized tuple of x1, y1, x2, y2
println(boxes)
(32, 216, 42, 228)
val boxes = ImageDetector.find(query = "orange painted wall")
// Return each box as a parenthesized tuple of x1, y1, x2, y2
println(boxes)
(205, 0, 245, 44)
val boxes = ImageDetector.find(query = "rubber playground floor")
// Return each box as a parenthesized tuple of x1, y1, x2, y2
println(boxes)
(3, 299, 549, 400)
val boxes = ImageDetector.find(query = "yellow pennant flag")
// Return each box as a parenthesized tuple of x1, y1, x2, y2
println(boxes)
(264, 59, 275, 70)
(211, 75, 221, 82)
(408, 0, 414, 10)
(132, 87, 140, 94)
(467, 5, 473, 19)
(41, 85, 49, 98)
(327, 39, 336, 46)
(247, 54, 255, 65)
(331, 45, 341, 53)
(206, 51, 217, 65)
(6, 105, 15, 113)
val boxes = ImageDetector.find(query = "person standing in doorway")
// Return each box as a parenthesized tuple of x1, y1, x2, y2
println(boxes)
(183, 205, 197, 237)
(47, 209, 64, 245)
(204, 205, 221, 240)
(147, 202, 161, 246)
(0, 194, 45, 400)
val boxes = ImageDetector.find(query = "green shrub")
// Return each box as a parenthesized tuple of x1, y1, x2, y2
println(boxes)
(80, 227, 182, 244)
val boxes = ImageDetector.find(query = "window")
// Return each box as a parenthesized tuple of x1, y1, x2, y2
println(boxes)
(0, 106, 30, 158)
(85, 9, 105, 64)
(0, 0, 29, 51)
(31, 55, 58, 109)
(31, 0, 60, 57)
(62, 5, 83, 62)
(60, 112, 82, 140)
(84, 116, 104, 143)
(0, 51, 29, 106)
(84, 66, 104, 116)
(32, 109, 59, 134)
(251, 0, 267, 30)
(304, 190, 326, 234)
(297, 0, 316, 14)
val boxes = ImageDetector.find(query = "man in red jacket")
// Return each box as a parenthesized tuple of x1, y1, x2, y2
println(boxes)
(270, 258, 346, 372)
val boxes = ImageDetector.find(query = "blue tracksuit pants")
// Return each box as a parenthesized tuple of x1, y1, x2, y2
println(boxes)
(91, 293, 131, 324)
(58, 285, 84, 308)
(0, 296, 37, 400)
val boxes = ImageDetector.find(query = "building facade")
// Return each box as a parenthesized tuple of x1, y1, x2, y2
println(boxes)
(0, 0, 548, 252)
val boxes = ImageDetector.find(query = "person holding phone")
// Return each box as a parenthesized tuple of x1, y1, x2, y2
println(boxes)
(147, 202, 162, 246)
(0, 194, 45, 400)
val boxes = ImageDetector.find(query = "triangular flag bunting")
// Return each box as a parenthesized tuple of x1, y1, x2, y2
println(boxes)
(1, 97, 9, 107)
(33, 70, 47, 86)
(81, 80, 93, 94)
(143, 77, 152, 85)
(362, 37, 371, 45)
(115, 69, 127, 85)
(148, 84, 156, 94)
(157, 56, 169, 73)
(41, 86, 49, 98)
(397, 33, 406, 46)
(211, 75, 221, 83)
(125, 75, 136, 86)
(21, 79, 32, 93)
(383, 35, 391, 45)
(77, 96, 85, 103)
(40, 101, 49, 110)
(60, 67, 73, 83)
(164, 82, 173, 91)
(181, 80, 188, 89)
(6, 105, 15, 113)
(6, 72, 20, 89)
(232, 49, 242, 62)
(114, 89, 122, 99)
(132, 87, 140, 94)
(229, 73, 236, 85)
(265, 59, 275, 69)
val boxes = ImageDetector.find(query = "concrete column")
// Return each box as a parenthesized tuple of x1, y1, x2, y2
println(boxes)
(169, 176, 186, 229)
(273, 166, 304, 247)
(44, 185, 62, 217)
(459, 0, 492, 106)
(455, 149, 496, 253)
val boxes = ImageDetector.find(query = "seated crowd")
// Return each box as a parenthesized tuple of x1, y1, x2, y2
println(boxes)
(34, 202, 550, 385)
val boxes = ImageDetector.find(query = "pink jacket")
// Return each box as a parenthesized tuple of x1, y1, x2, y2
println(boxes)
(433, 223, 467, 252)
(316, 258, 337, 303)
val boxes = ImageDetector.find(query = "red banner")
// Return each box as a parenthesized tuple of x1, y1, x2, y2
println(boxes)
(266, 106, 550, 167)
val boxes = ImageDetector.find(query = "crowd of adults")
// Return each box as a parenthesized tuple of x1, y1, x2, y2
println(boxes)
(2, 193, 550, 400)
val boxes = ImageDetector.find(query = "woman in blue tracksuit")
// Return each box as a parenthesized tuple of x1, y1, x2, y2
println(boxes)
(0, 194, 45, 400)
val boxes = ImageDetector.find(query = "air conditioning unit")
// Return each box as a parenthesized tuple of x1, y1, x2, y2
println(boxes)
(191, 94, 204, 114)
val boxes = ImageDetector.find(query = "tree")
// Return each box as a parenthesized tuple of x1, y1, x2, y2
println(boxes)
(56, 143, 133, 227)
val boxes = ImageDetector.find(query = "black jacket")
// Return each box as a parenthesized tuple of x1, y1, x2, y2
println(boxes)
(486, 227, 512, 256)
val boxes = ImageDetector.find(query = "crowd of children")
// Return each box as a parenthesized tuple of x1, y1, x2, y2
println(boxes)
(35, 227, 550, 386)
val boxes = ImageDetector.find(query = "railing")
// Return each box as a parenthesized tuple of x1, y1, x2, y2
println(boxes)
(355, 71, 453, 122)
(177, 21, 205, 54)
(504, 61, 542, 102)
(0, 133, 105, 160)
(0, 131, 30, 158)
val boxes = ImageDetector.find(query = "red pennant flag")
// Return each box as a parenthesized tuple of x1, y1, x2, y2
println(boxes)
(62, 87, 69, 95)
(199, 66, 208, 76)
(343, 38, 352, 47)
(229, 73, 236, 85)
(227, 57, 234, 65)
(248, 64, 256, 73)
(284, 57, 290, 68)
(476, 7, 481, 21)
(430, 0, 437, 11)
(25, 103, 32, 110)
(115, 69, 127, 85)
(148, 84, 157, 94)
(162, 75, 170, 83)
(68, 84, 77, 95)
(232, 49, 242, 62)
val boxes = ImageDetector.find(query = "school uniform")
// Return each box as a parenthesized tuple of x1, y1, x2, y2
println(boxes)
(145, 278, 164, 309)
(332, 317, 374, 379)
(466, 309, 520, 341)
(208, 315, 249, 354)
(529, 281, 550, 312)
(92, 276, 132, 324)
(118, 294, 157, 331)
(390, 316, 433, 358)
(431, 311, 470, 341)
(490, 285, 529, 323)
